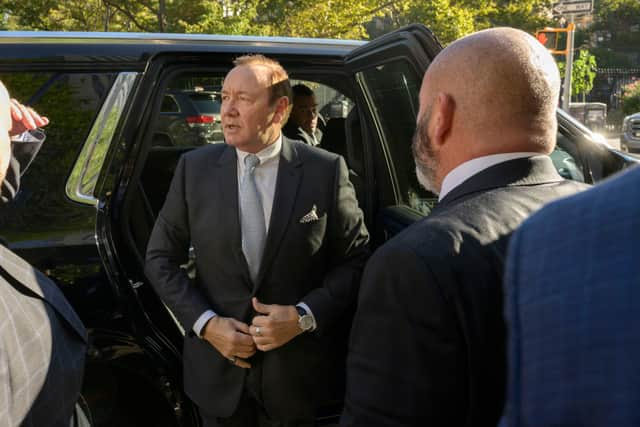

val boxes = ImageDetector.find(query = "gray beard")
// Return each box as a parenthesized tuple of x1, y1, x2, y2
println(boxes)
(415, 164, 439, 195)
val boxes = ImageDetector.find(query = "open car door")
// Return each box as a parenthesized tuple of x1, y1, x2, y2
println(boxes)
(346, 24, 443, 246)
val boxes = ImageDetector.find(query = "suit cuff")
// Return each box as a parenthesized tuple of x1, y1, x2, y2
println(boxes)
(193, 310, 216, 337)
(10, 129, 45, 143)
(297, 302, 317, 331)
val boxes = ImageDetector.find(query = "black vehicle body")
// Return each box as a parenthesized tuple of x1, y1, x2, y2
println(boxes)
(0, 27, 636, 426)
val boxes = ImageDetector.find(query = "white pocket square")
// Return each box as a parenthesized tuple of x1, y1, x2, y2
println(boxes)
(299, 205, 319, 223)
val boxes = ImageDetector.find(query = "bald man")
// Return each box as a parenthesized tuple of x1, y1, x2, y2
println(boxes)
(341, 28, 588, 427)
(0, 81, 87, 426)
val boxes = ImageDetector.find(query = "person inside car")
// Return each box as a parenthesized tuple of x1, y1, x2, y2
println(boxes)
(282, 83, 323, 146)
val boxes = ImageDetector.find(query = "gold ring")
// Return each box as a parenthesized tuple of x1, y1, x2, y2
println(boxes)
(229, 356, 236, 364)
(255, 326, 262, 337)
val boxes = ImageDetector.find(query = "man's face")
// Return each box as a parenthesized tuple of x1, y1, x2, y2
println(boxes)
(220, 64, 279, 152)
(289, 94, 318, 134)
(0, 83, 11, 185)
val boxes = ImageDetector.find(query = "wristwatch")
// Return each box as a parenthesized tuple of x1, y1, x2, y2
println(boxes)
(296, 306, 314, 332)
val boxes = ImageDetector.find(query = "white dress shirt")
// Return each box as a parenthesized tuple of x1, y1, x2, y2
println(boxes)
(193, 135, 316, 336)
(438, 152, 540, 201)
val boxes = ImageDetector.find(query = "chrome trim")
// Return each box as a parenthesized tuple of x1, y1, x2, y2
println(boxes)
(0, 31, 365, 48)
(66, 72, 138, 206)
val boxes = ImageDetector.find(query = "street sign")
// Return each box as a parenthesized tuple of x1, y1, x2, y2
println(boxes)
(554, 0, 593, 14)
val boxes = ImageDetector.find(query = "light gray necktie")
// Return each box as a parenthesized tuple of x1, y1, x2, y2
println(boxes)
(239, 154, 266, 282)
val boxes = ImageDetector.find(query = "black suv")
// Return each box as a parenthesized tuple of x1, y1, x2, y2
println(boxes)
(0, 26, 636, 427)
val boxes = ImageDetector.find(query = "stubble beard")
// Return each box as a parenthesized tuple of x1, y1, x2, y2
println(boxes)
(412, 114, 439, 195)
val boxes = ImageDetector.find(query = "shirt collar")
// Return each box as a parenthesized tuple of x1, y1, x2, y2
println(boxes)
(438, 152, 540, 201)
(236, 134, 282, 167)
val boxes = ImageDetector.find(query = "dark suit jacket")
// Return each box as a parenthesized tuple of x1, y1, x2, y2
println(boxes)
(145, 137, 369, 419)
(0, 244, 87, 427)
(282, 121, 323, 146)
(502, 165, 640, 427)
(341, 156, 588, 427)
(1, 134, 45, 204)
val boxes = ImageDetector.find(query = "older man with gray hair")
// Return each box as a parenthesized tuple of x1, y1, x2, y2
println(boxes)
(342, 27, 588, 427)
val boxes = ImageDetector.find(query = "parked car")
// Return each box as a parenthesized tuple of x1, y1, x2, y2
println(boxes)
(621, 112, 640, 153)
(154, 89, 223, 146)
(0, 26, 637, 427)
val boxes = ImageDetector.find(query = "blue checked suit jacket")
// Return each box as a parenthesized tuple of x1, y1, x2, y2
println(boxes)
(502, 165, 640, 427)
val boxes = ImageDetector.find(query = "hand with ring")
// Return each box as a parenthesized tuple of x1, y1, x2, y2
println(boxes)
(250, 298, 302, 352)
(201, 316, 255, 369)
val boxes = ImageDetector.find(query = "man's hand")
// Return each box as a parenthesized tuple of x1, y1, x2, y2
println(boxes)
(201, 316, 256, 368)
(9, 99, 49, 137)
(250, 297, 301, 352)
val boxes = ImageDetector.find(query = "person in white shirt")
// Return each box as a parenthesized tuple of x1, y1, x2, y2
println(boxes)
(342, 27, 588, 427)
(145, 55, 369, 427)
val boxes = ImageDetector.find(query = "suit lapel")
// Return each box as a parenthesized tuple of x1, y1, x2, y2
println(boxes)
(436, 155, 563, 209)
(214, 145, 253, 288)
(256, 138, 303, 288)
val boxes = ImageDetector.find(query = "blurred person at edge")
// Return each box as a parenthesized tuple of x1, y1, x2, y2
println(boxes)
(0, 80, 88, 427)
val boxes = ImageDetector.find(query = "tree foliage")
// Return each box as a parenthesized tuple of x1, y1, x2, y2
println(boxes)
(0, 0, 554, 44)
(621, 80, 640, 115)
(559, 50, 598, 101)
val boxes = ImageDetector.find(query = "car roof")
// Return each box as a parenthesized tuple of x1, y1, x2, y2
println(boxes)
(0, 31, 365, 65)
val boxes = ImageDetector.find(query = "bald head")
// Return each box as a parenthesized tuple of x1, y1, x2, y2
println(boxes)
(421, 27, 560, 153)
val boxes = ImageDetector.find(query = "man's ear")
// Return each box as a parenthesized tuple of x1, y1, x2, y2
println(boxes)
(431, 93, 454, 148)
(271, 96, 290, 125)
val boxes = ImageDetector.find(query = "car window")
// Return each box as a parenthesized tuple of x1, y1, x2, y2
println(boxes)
(552, 131, 586, 182)
(0, 71, 116, 246)
(356, 60, 436, 216)
(188, 93, 221, 114)
(151, 73, 225, 147)
(161, 95, 180, 113)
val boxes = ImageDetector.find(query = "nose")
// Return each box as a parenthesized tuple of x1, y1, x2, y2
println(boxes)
(221, 98, 238, 116)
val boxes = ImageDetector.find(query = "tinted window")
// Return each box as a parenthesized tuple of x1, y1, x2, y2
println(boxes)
(553, 131, 586, 182)
(0, 72, 116, 246)
(189, 93, 221, 114)
(357, 60, 436, 215)
(151, 73, 225, 147)
(161, 95, 180, 113)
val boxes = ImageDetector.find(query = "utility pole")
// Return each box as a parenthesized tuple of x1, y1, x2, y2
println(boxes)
(562, 15, 576, 111)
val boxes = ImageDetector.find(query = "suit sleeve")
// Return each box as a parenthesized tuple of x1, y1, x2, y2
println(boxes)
(302, 156, 369, 332)
(1, 132, 45, 204)
(341, 242, 466, 427)
(145, 155, 210, 333)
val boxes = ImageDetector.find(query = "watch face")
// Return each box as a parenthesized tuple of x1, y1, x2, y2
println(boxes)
(299, 315, 314, 331)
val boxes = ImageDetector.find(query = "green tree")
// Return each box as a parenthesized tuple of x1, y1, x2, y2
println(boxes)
(621, 80, 640, 115)
(558, 50, 598, 101)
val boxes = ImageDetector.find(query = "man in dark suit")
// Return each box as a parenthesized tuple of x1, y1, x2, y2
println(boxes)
(282, 84, 323, 146)
(341, 28, 588, 427)
(146, 55, 368, 426)
(0, 82, 88, 426)
(501, 165, 640, 427)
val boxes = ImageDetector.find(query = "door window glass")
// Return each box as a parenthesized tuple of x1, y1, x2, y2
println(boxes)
(151, 73, 225, 147)
(0, 72, 116, 246)
(161, 95, 180, 113)
(357, 60, 436, 215)
(552, 132, 586, 182)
